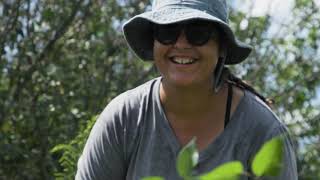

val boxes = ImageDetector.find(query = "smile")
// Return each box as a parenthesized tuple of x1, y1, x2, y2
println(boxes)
(170, 57, 196, 65)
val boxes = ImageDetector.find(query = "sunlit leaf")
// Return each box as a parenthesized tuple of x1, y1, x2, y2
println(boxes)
(141, 176, 165, 180)
(252, 136, 284, 177)
(199, 161, 243, 180)
(176, 137, 199, 178)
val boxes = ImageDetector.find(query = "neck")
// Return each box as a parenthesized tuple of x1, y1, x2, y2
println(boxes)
(160, 79, 227, 119)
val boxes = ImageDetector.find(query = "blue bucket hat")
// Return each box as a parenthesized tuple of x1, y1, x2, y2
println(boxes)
(123, 0, 252, 65)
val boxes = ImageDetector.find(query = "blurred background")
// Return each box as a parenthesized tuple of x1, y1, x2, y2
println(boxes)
(0, 0, 319, 179)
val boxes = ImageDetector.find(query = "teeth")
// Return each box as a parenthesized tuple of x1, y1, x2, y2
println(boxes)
(172, 57, 195, 64)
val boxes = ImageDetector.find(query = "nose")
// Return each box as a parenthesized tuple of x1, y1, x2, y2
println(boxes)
(174, 31, 192, 49)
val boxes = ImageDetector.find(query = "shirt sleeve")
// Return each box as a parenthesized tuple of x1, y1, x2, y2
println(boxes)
(75, 98, 127, 180)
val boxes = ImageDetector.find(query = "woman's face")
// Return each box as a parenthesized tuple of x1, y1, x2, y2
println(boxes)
(153, 27, 220, 88)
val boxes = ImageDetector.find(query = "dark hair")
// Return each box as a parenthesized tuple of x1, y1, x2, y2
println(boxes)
(223, 67, 273, 107)
(214, 29, 273, 107)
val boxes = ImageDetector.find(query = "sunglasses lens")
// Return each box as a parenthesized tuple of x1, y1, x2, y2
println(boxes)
(186, 21, 213, 46)
(154, 24, 180, 45)
(153, 21, 217, 46)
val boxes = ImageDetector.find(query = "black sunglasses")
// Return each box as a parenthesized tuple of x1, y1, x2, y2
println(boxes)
(153, 20, 219, 46)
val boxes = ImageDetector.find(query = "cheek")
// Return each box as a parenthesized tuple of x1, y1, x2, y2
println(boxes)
(153, 41, 160, 59)
(153, 41, 165, 70)
(153, 41, 169, 62)
(204, 41, 220, 65)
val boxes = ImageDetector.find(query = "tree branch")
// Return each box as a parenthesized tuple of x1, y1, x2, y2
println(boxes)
(36, 0, 84, 62)
(0, 0, 22, 51)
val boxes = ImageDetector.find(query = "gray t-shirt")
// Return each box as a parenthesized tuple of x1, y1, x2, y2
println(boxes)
(76, 77, 297, 180)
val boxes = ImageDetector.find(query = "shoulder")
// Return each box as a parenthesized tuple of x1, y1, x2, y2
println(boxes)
(239, 91, 297, 178)
(236, 90, 293, 152)
(98, 77, 160, 126)
(102, 77, 159, 113)
(239, 90, 285, 133)
(231, 90, 291, 151)
(76, 78, 161, 179)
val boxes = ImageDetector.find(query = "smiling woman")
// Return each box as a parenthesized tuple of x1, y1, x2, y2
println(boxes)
(75, 0, 298, 179)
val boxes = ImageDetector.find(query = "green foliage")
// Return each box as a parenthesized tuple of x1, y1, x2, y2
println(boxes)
(142, 177, 165, 180)
(199, 162, 243, 180)
(252, 136, 284, 177)
(176, 137, 199, 179)
(0, 0, 154, 179)
(51, 116, 97, 179)
(143, 137, 283, 180)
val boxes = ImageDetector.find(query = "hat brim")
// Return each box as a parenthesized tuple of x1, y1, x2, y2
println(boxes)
(123, 7, 252, 65)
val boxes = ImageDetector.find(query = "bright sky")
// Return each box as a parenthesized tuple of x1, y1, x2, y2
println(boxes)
(234, 0, 320, 17)
(231, 0, 298, 37)
(233, 0, 320, 23)
(234, 0, 293, 17)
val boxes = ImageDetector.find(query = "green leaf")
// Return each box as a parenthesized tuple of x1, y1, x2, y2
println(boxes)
(176, 137, 199, 178)
(141, 176, 165, 180)
(199, 161, 244, 180)
(50, 144, 70, 153)
(252, 136, 284, 177)
(43, 8, 55, 21)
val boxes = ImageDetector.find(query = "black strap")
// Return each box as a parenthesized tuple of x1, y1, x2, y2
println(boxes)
(224, 83, 233, 128)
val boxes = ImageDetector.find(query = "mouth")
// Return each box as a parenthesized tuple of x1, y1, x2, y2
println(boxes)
(169, 57, 197, 65)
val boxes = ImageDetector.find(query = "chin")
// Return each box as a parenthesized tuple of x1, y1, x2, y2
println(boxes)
(167, 77, 198, 88)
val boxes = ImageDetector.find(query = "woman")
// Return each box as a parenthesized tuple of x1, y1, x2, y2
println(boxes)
(76, 0, 298, 179)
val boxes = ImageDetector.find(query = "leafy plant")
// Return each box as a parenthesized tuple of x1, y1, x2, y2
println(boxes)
(176, 137, 199, 179)
(143, 136, 284, 180)
(199, 162, 243, 180)
(251, 136, 284, 177)
(51, 116, 98, 179)
(142, 177, 165, 180)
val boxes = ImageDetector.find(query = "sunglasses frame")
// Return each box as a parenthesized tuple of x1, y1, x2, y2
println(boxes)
(153, 20, 220, 46)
